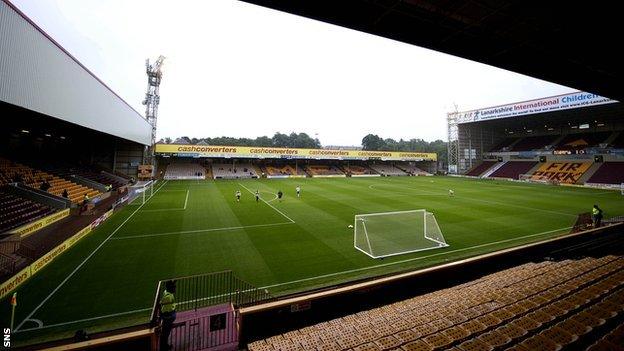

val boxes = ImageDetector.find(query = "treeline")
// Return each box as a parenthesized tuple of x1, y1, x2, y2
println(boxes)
(362, 134, 447, 164)
(158, 132, 447, 163)
(158, 132, 321, 149)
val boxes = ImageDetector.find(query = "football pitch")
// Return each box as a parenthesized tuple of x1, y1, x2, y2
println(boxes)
(4, 176, 624, 344)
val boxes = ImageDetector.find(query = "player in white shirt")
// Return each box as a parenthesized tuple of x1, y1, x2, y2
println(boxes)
(448, 189, 454, 196)
(235, 190, 241, 202)
(296, 185, 301, 198)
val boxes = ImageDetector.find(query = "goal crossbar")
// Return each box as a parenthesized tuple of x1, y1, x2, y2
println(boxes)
(354, 209, 449, 259)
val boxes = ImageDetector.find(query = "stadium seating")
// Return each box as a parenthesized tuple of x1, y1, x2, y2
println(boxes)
(0, 189, 57, 233)
(265, 165, 301, 176)
(248, 255, 624, 351)
(344, 165, 377, 175)
(490, 137, 517, 152)
(488, 161, 537, 179)
(306, 165, 345, 176)
(397, 164, 430, 176)
(465, 161, 496, 177)
(510, 135, 558, 151)
(610, 133, 624, 148)
(528, 162, 592, 184)
(49, 166, 128, 189)
(212, 163, 259, 179)
(369, 164, 409, 176)
(0, 158, 100, 203)
(587, 162, 624, 185)
(163, 163, 207, 180)
(555, 132, 611, 150)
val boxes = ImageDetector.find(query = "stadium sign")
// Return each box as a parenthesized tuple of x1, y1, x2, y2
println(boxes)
(155, 144, 437, 161)
(452, 91, 617, 124)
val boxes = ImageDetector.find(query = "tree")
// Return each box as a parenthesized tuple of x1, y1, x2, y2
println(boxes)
(272, 132, 290, 147)
(361, 134, 386, 150)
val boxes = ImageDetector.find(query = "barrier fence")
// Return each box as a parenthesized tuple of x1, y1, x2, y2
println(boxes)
(151, 270, 272, 350)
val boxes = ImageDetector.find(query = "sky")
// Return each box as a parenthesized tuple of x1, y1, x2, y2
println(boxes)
(12, 0, 576, 146)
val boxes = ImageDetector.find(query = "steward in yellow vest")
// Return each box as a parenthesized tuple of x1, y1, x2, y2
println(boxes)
(159, 280, 177, 351)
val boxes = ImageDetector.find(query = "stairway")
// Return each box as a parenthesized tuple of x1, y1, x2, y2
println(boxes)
(481, 161, 506, 178)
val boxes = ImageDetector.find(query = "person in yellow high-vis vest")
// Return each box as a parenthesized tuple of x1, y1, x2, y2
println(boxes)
(592, 205, 603, 228)
(159, 280, 177, 351)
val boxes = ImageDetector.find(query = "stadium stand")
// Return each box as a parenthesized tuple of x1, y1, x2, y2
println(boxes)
(610, 132, 624, 148)
(555, 132, 612, 150)
(265, 164, 301, 176)
(306, 165, 345, 176)
(510, 135, 558, 151)
(63, 168, 127, 189)
(37, 163, 129, 189)
(369, 164, 409, 176)
(488, 161, 538, 179)
(163, 163, 206, 180)
(0, 158, 99, 203)
(212, 163, 259, 179)
(248, 255, 624, 351)
(529, 162, 592, 184)
(397, 164, 430, 176)
(0, 188, 56, 233)
(490, 137, 517, 152)
(344, 165, 377, 175)
(465, 161, 497, 177)
(587, 162, 624, 185)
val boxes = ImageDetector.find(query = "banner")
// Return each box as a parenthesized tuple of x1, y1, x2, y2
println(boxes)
(155, 144, 437, 161)
(451, 91, 617, 124)
(0, 210, 114, 299)
(0, 266, 30, 299)
(11, 208, 70, 238)
(531, 162, 592, 184)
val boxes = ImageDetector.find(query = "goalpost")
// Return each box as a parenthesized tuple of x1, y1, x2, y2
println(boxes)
(354, 209, 448, 259)
(127, 180, 155, 205)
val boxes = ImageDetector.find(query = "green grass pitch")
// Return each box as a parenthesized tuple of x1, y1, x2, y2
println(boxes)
(3, 176, 623, 344)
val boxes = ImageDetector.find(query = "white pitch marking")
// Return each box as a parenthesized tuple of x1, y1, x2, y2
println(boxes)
(260, 225, 573, 290)
(239, 183, 295, 223)
(110, 222, 294, 240)
(32, 224, 574, 330)
(15, 180, 169, 332)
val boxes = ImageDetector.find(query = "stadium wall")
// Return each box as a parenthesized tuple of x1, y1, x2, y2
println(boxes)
(0, 1, 151, 146)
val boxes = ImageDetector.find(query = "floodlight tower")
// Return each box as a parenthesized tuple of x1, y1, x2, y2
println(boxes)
(143, 55, 165, 164)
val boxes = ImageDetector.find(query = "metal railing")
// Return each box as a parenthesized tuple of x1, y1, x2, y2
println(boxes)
(0, 252, 16, 275)
(150, 270, 272, 324)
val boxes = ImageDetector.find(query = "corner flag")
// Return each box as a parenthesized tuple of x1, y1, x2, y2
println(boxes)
(10, 292, 17, 331)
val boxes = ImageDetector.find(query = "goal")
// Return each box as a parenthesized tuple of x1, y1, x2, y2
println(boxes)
(354, 209, 448, 259)
(127, 180, 155, 205)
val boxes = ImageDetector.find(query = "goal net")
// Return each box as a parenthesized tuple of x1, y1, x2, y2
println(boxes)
(127, 180, 155, 205)
(354, 209, 448, 259)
